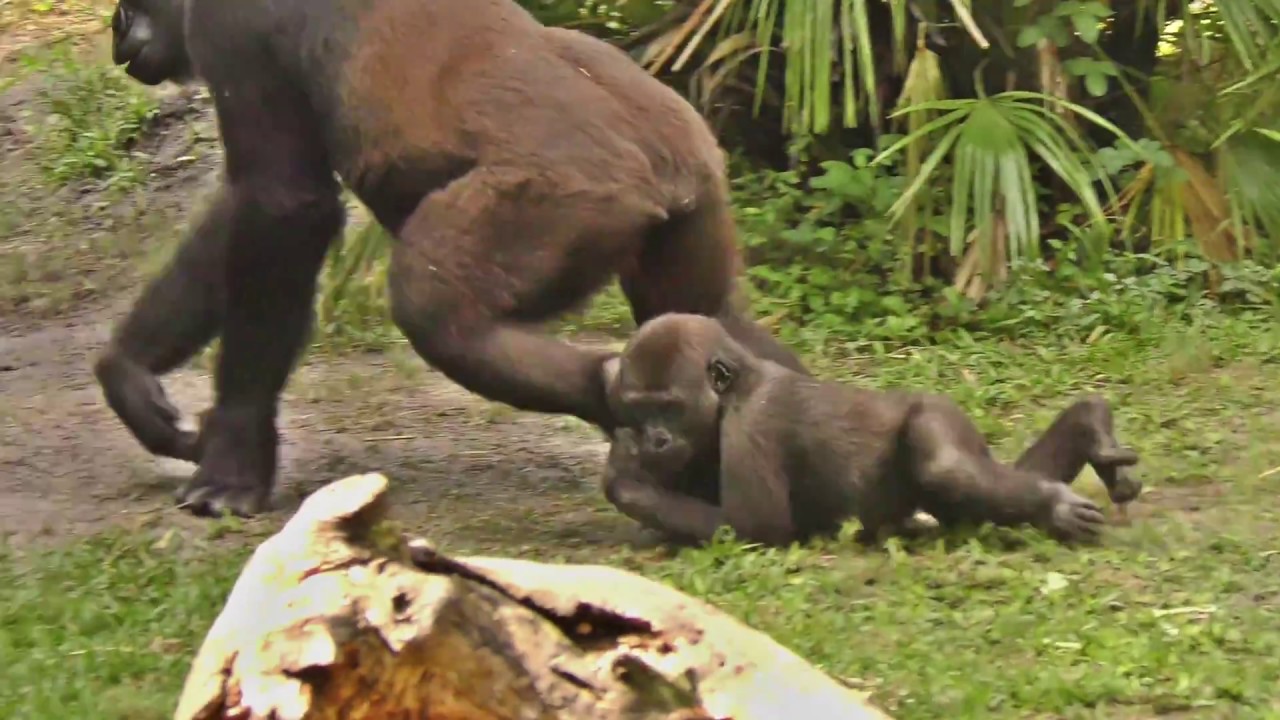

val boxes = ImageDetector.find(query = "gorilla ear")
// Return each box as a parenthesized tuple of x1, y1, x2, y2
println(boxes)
(707, 358, 734, 394)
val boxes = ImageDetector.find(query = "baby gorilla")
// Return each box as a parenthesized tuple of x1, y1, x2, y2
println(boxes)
(601, 314, 1143, 547)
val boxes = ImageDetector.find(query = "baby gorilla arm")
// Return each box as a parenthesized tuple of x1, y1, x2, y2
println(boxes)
(603, 428, 724, 542)
(603, 424, 797, 545)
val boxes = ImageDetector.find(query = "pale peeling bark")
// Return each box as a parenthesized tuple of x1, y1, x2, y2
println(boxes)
(174, 472, 893, 720)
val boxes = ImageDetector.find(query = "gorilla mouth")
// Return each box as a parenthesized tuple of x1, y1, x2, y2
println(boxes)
(122, 59, 166, 86)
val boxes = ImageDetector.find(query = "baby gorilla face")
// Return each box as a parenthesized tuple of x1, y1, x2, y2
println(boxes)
(602, 353, 718, 475)
(609, 426, 695, 482)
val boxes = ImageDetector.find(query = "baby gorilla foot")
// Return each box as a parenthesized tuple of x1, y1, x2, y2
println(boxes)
(1091, 446, 1143, 505)
(94, 351, 200, 462)
(1072, 395, 1144, 505)
(175, 405, 277, 517)
(1045, 484, 1106, 542)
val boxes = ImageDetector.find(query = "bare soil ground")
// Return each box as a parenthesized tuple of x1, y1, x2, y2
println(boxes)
(0, 25, 648, 559)
(0, 304, 644, 553)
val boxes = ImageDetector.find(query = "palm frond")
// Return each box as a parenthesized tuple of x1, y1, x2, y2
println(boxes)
(638, 0, 906, 136)
(876, 92, 1131, 276)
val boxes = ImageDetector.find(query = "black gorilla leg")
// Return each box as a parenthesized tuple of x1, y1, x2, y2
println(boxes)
(619, 198, 810, 376)
(170, 78, 346, 517)
(903, 397, 1106, 541)
(1013, 395, 1143, 504)
(176, 186, 343, 516)
(94, 188, 232, 462)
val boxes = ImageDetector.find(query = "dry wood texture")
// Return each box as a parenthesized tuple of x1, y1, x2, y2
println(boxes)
(174, 472, 893, 720)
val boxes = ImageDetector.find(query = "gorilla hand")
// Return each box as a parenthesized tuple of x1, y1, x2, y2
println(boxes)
(94, 352, 200, 463)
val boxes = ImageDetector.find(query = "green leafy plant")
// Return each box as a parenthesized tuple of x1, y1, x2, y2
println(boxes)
(30, 45, 158, 189)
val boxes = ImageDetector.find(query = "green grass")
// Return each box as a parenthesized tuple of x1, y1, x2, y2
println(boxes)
(0, 533, 249, 720)
(3, 19, 1278, 720)
(3, 309, 1278, 719)
(0, 39, 189, 318)
(31, 47, 157, 189)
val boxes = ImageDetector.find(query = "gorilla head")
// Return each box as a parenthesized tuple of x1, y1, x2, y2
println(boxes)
(111, 0, 194, 86)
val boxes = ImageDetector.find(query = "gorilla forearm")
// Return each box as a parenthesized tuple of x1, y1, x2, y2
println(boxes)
(603, 430, 725, 542)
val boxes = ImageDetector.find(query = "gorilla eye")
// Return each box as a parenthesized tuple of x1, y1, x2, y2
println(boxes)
(707, 359, 734, 394)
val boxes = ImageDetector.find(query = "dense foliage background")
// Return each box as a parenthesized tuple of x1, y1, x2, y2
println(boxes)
(476, 0, 1280, 350)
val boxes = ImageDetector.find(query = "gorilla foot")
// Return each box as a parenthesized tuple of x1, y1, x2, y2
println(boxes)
(94, 351, 200, 462)
(176, 405, 278, 518)
(1091, 446, 1143, 505)
(176, 474, 272, 517)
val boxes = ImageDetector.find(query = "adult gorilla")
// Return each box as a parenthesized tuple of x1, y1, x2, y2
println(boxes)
(96, 0, 807, 517)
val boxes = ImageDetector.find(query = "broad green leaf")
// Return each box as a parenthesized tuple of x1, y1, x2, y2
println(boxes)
(1016, 25, 1043, 48)
(1071, 13, 1101, 45)
(1084, 72, 1108, 97)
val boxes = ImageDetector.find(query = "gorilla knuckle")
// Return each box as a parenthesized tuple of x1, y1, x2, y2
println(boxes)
(92, 348, 120, 382)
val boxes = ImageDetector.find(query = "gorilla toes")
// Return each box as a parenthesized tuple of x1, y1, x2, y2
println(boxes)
(1093, 446, 1143, 505)
(174, 405, 279, 518)
(1093, 446, 1140, 467)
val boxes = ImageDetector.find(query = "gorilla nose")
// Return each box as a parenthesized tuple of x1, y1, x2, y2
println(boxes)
(646, 428, 672, 453)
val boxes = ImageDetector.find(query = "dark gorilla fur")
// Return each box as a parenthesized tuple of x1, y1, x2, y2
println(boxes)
(601, 314, 1144, 547)
(96, 0, 809, 517)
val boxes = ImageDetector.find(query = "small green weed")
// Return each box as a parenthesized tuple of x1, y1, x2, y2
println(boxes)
(26, 43, 157, 190)
(313, 215, 401, 352)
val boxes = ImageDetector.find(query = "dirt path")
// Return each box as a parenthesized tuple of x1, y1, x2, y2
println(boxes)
(0, 34, 652, 555)
(0, 296, 647, 553)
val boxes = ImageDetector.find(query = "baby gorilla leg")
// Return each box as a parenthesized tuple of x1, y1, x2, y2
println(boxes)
(1013, 394, 1143, 504)
(902, 397, 1106, 542)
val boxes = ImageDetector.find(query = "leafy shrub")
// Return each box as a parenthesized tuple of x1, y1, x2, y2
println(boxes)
(730, 147, 1280, 350)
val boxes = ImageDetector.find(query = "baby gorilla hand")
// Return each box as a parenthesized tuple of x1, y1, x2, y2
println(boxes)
(1045, 483, 1106, 542)
(175, 405, 277, 517)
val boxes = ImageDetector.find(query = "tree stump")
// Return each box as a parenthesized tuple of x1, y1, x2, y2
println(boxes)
(174, 472, 893, 720)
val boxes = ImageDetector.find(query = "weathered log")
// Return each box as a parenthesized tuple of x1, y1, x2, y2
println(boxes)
(174, 472, 893, 720)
